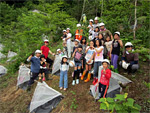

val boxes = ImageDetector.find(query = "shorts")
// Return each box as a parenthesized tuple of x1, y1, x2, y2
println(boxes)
(75, 62, 82, 67)
(39, 69, 46, 74)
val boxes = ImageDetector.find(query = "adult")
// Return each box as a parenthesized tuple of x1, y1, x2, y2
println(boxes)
(65, 28, 72, 58)
(41, 39, 55, 69)
(75, 24, 83, 41)
(99, 22, 113, 41)
(93, 17, 100, 29)
(27, 50, 41, 91)
(120, 42, 139, 75)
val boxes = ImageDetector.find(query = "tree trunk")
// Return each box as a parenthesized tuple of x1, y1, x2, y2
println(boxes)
(79, 0, 86, 23)
(101, 0, 103, 17)
(133, 0, 137, 40)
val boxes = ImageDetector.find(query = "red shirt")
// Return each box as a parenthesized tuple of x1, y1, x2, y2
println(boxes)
(41, 45, 50, 58)
(100, 69, 111, 86)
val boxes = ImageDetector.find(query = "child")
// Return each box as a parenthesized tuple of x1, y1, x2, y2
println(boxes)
(41, 39, 55, 69)
(72, 45, 83, 85)
(59, 55, 69, 91)
(110, 32, 123, 73)
(75, 24, 83, 41)
(99, 59, 111, 98)
(98, 33, 104, 46)
(93, 39, 104, 85)
(104, 36, 112, 59)
(87, 19, 94, 34)
(61, 30, 67, 42)
(81, 40, 95, 82)
(63, 42, 68, 56)
(57, 49, 64, 57)
(39, 55, 47, 81)
(80, 37, 87, 75)
(66, 28, 72, 58)
(73, 39, 80, 53)
(93, 27, 99, 40)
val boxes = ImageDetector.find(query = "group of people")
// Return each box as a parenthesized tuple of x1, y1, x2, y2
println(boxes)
(27, 16, 139, 99)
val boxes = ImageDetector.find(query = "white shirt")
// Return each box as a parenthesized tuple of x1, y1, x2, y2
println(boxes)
(105, 41, 112, 51)
(94, 46, 104, 62)
(66, 33, 72, 43)
(60, 64, 69, 71)
(88, 25, 94, 33)
(93, 23, 100, 29)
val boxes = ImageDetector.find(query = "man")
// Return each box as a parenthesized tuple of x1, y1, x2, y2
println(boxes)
(27, 50, 41, 91)
(93, 17, 100, 29)
(65, 28, 72, 58)
(75, 24, 83, 41)
(99, 22, 113, 41)
(120, 42, 139, 75)
(41, 39, 55, 69)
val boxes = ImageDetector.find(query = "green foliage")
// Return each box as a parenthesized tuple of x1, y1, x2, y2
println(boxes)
(99, 93, 141, 113)
(70, 98, 78, 110)
(0, 1, 77, 73)
(143, 81, 150, 89)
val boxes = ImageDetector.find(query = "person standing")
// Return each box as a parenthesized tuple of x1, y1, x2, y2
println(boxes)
(41, 39, 55, 69)
(27, 50, 41, 91)
(65, 28, 72, 58)
(75, 24, 83, 41)
(110, 32, 123, 73)
(99, 22, 113, 41)
(93, 17, 100, 29)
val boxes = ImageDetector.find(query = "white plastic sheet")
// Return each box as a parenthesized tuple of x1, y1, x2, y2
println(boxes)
(17, 65, 30, 88)
(30, 81, 63, 112)
(0, 65, 7, 76)
(0, 52, 6, 59)
(52, 55, 62, 75)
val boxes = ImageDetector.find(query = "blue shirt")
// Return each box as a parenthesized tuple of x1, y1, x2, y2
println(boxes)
(28, 56, 40, 73)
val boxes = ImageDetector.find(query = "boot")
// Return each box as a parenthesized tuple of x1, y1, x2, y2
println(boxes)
(81, 71, 86, 80)
(92, 77, 96, 85)
(84, 73, 91, 82)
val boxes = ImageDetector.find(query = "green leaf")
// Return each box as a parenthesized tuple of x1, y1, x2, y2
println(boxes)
(99, 98, 105, 103)
(100, 103, 107, 110)
(126, 98, 135, 107)
(106, 97, 114, 103)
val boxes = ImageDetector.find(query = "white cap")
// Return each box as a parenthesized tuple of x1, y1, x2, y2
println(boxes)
(125, 42, 133, 47)
(74, 39, 80, 43)
(102, 59, 110, 64)
(44, 39, 49, 42)
(63, 30, 66, 32)
(89, 19, 93, 22)
(114, 31, 120, 36)
(57, 49, 61, 52)
(62, 55, 68, 59)
(99, 22, 105, 27)
(66, 28, 70, 30)
(77, 24, 81, 27)
(94, 17, 99, 21)
(35, 50, 41, 54)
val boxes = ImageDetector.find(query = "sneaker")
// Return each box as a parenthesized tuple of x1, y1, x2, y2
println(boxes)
(42, 77, 45, 81)
(76, 79, 79, 84)
(60, 87, 63, 90)
(64, 88, 67, 91)
(72, 80, 75, 85)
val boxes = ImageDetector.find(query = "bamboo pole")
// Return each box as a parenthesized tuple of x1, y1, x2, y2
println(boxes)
(133, 0, 137, 40)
